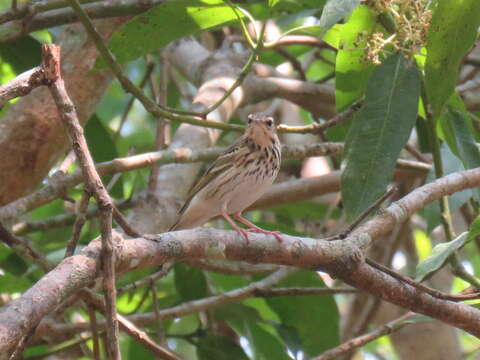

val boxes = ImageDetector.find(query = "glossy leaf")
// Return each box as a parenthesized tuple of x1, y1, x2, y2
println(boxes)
(467, 216, 480, 243)
(84, 114, 123, 198)
(425, 0, 480, 117)
(264, 270, 340, 356)
(447, 107, 480, 201)
(217, 303, 290, 360)
(0, 36, 41, 74)
(197, 335, 248, 360)
(335, 5, 375, 110)
(423, 145, 474, 233)
(101, 0, 245, 67)
(341, 53, 420, 220)
(174, 263, 207, 301)
(415, 232, 468, 281)
(0, 272, 32, 293)
(318, 0, 360, 36)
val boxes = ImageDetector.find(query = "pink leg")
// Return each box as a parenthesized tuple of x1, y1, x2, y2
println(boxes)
(222, 211, 251, 244)
(234, 213, 283, 243)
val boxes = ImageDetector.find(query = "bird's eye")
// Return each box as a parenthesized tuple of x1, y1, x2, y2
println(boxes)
(266, 118, 273, 127)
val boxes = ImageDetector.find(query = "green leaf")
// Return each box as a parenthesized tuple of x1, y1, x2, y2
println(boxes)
(0, 272, 32, 293)
(318, 0, 360, 36)
(264, 270, 340, 356)
(216, 303, 290, 360)
(0, 36, 41, 74)
(268, 0, 322, 14)
(100, 0, 245, 67)
(125, 336, 153, 359)
(467, 215, 480, 243)
(335, 5, 376, 110)
(84, 114, 123, 198)
(425, 0, 480, 117)
(447, 107, 480, 201)
(341, 53, 420, 220)
(174, 263, 207, 301)
(197, 335, 248, 360)
(415, 232, 468, 281)
(423, 145, 474, 233)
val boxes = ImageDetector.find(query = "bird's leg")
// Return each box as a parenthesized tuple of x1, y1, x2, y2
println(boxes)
(234, 213, 283, 243)
(221, 211, 250, 244)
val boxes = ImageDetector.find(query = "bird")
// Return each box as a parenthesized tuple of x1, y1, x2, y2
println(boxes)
(169, 113, 282, 243)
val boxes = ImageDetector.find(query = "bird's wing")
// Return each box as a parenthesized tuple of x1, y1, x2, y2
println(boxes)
(177, 136, 249, 216)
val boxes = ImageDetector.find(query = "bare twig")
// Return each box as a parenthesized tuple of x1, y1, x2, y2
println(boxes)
(0, 66, 47, 108)
(277, 101, 362, 133)
(114, 60, 156, 141)
(87, 305, 101, 360)
(253, 286, 357, 297)
(64, 190, 90, 258)
(80, 290, 179, 360)
(43, 44, 120, 359)
(0, 222, 51, 272)
(117, 263, 174, 295)
(148, 53, 169, 192)
(12, 198, 134, 235)
(275, 47, 306, 80)
(2, 141, 430, 222)
(366, 259, 480, 301)
(314, 312, 415, 360)
(337, 186, 398, 239)
(58, 149, 77, 173)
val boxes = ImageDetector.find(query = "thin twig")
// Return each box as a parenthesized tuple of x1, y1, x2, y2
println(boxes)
(404, 143, 430, 163)
(365, 259, 480, 301)
(336, 186, 398, 239)
(277, 101, 362, 134)
(117, 263, 174, 295)
(114, 60, 156, 141)
(150, 280, 164, 343)
(148, 52, 169, 192)
(0, 222, 51, 272)
(314, 312, 415, 360)
(87, 305, 101, 360)
(80, 290, 179, 360)
(64, 190, 90, 258)
(0, 66, 48, 108)
(58, 149, 77, 173)
(43, 44, 120, 359)
(13, 198, 134, 235)
(0, 143, 346, 220)
(1, 143, 430, 224)
(275, 47, 306, 80)
(253, 286, 357, 296)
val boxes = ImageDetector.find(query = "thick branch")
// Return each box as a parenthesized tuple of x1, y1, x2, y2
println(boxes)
(0, 0, 165, 42)
(2, 167, 480, 354)
(0, 142, 430, 221)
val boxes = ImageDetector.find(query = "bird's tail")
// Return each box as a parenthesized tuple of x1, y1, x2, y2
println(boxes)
(169, 211, 209, 231)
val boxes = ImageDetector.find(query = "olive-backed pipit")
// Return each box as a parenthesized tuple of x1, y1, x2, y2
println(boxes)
(170, 113, 282, 243)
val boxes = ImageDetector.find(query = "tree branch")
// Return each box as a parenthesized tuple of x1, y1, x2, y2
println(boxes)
(3, 165, 480, 353)
(44, 44, 120, 359)
(0, 142, 431, 222)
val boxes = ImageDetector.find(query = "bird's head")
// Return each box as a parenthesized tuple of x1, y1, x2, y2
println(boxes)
(245, 113, 278, 147)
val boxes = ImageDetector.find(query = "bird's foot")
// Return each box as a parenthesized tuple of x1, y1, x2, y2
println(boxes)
(236, 228, 251, 244)
(246, 228, 283, 243)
